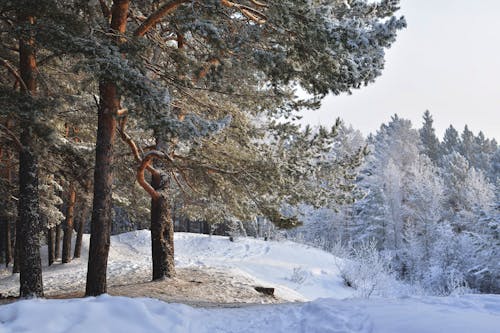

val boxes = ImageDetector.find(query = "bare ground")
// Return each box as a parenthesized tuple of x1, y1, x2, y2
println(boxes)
(1, 267, 284, 307)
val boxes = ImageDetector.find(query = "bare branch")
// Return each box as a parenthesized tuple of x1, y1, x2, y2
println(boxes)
(0, 58, 28, 91)
(98, 0, 111, 19)
(134, 0, 189, 37)
(0, 123, 22, 151)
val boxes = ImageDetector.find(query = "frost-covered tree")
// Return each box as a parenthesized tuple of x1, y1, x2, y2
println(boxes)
(354, 115, 420, 252)
(440, 125, 460, 159)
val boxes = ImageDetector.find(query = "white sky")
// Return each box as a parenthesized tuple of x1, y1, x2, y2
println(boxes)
(300, 0, 500, 140)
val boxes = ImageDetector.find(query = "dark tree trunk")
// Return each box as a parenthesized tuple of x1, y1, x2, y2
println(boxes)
(150, 183, 175, 280)
(18, 129, 44, 297)
(85, 0, 130, 296)
(5, 220, 13, 267)
(62, 186, 76, 263)
(85, 81, 117, 296)
(47, 227, 55, 266)
(55, 223, 62, 259)
(12, 220, 19, 273)
(16, 11, 43, 298)
(74, 203, 89, 259)
(0, 219, 5, 265)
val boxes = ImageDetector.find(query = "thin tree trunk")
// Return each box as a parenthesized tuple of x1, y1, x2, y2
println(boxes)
(55, 223, 62, 259)
(47, 227, 55, 266)
(5, 220, 13, 267)
(17, 11, 43, 298)
(86, 0, 130, 296)
(12, 220, 19, 273)
(74, 203, 89, 259)
(0, 218, 5, 265)
(150, 175, 175, 280)
(62, 186, 76, 263)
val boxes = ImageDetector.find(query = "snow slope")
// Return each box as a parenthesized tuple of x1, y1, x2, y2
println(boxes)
(1, 230, 500, 333)
(0, 230, 352, 301)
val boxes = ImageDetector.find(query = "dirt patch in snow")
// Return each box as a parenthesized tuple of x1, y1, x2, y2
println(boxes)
(1, 267, 284, 307)
(110, 267, 284, 307)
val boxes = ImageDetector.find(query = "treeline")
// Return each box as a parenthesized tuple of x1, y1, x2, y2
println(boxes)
(290, 111, 499, 295)
(0, 1, 405, 297)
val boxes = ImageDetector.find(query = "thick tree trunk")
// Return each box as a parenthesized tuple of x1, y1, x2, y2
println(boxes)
(74, 203, 89, 259)
(54, 223, 62, 259)
(85, 81, 118, 296)
(17, 11, 43, 298)
(47, 227, 55, 266)
(86, 0, 130, 297)
(150, 186, 175, 280)
(62, 186, 76, 263)
(18, 129, 43, 297)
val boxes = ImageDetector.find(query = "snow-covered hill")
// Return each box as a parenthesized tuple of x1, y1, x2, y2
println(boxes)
(1, 230, 499, 333)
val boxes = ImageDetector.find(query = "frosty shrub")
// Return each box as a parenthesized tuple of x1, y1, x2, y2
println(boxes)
(340, 240, 394, 298)
(289, 266, 308, 285)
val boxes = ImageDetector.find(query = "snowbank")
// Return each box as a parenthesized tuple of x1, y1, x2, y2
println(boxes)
(1, 294, 499, 333)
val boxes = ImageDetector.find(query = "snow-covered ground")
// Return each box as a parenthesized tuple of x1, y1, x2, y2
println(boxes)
(0, 230, 352, 301)
(1, 230, 499, 333)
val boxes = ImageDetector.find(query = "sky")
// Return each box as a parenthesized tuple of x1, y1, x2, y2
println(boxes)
(300, 0, 500, 140)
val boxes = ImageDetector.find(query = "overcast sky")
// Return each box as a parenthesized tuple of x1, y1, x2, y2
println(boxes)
(300, 0, 500, 140)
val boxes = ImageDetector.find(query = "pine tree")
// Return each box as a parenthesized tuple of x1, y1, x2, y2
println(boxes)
(419, 110, 440, 164)
(440, 125, 460, 158)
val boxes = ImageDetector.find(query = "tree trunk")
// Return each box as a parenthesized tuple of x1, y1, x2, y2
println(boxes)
(5, 220, 13, 267)
(86, 0, 130, 296)
(17, 11, 43, 298)
(0, 218, 5, 265)
(47, 227, 55, 266)
(62, 186, 76, 263)
(74, 203, 89, 259)
(55, 223, 62, 259)
(12, 220, 19, 274)
(18, 128, 44, 297)
(150, 185, 175, 280)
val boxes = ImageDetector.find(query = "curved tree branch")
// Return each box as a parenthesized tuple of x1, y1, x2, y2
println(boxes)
(0, 123, 22, 151)
(137, 151, 175, 201)
(0, 58, 28, 91)
(134, 0, 189, 37)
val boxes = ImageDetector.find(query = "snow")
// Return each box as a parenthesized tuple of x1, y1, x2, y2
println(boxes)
(1, 231, 500, 333)
(1, 294, 499, 333)
(1, 230, 352, 301)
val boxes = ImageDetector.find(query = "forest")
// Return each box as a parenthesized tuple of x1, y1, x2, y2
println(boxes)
(0, 0, 497, 310)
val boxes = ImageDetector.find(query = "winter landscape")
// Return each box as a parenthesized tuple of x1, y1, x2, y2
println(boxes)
(0, 0, 499, 332)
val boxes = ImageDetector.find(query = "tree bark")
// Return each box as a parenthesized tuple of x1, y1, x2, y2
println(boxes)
(18, 128, 44, 297)
(5, 220, 13, 267)
(0, 218, 5, 265)
(47, 227, 55, 266)
(74, 202, 89, 259)
(86, 0, 130, 296)
(12, 221, 19, 273)
(150, 176, 175, 280)
(17, 10, 43, 298)
(55, 223, 62, 259)
(62, 186, 76, 263)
